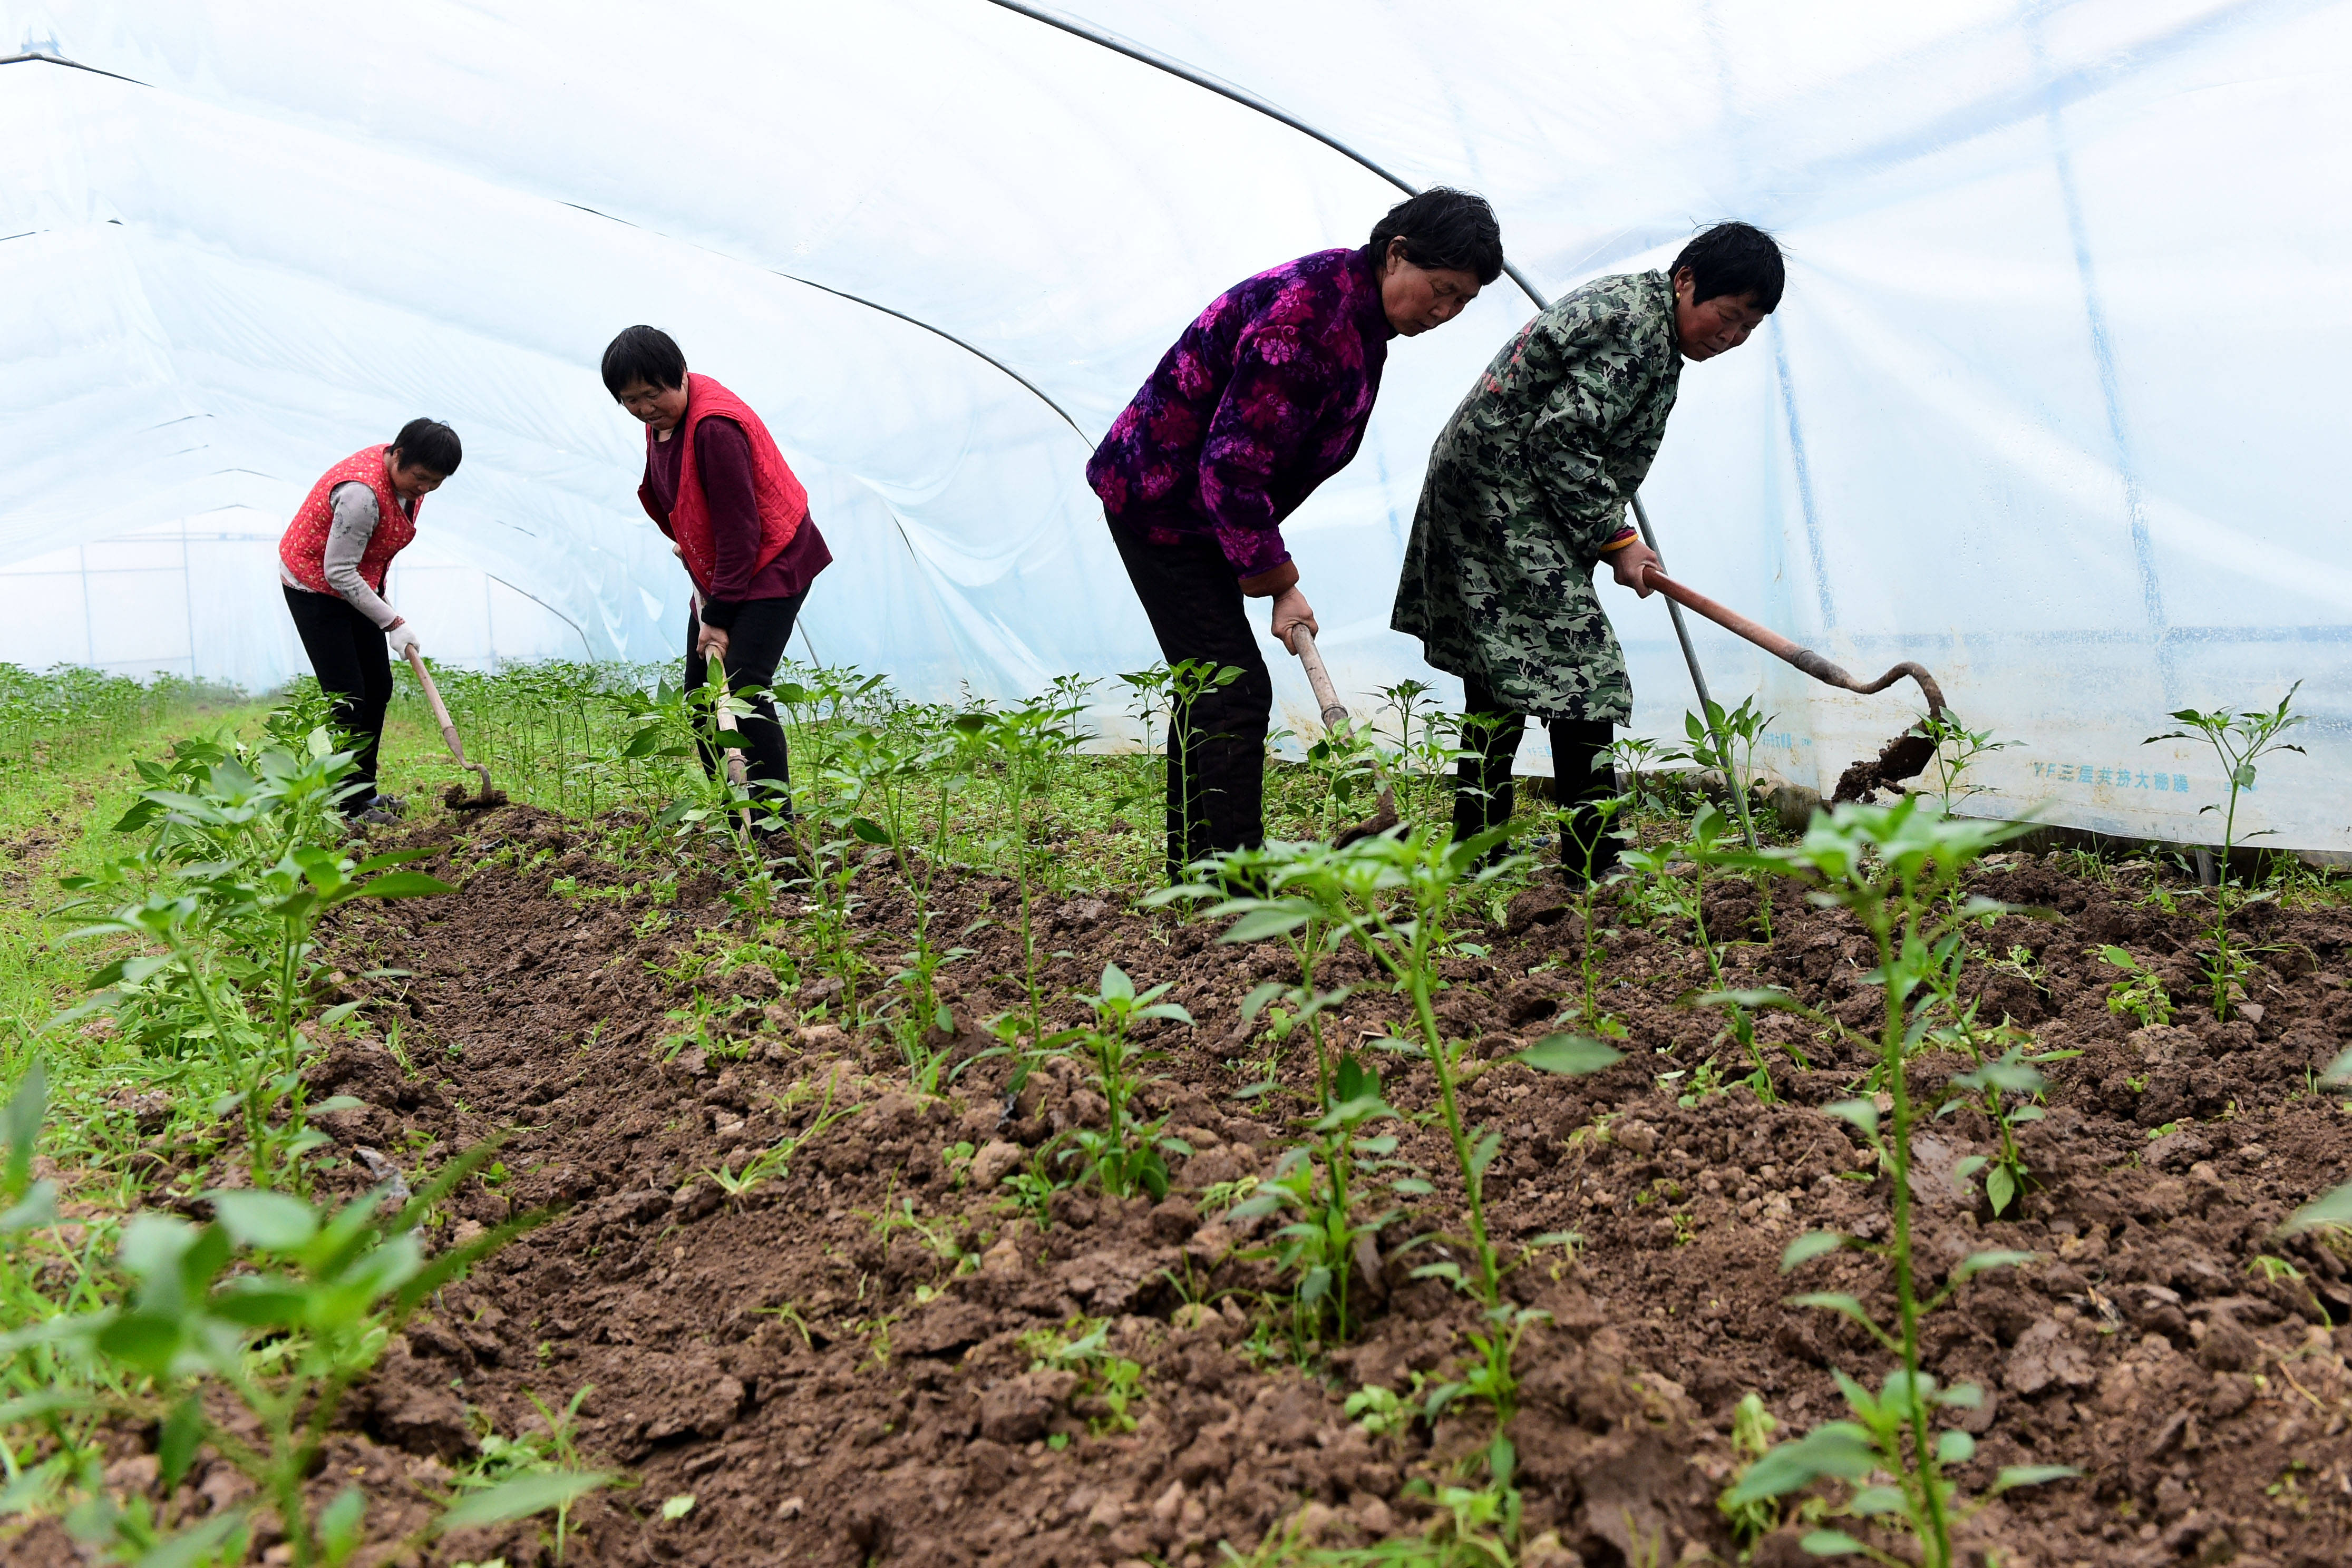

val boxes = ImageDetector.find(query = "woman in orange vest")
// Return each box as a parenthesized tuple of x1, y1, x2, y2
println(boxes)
(602, 327, 832, 815)
(277, 418, 462, 824)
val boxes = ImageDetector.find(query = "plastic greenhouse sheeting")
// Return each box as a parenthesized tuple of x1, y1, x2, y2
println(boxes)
(0, 1, 2344, 853)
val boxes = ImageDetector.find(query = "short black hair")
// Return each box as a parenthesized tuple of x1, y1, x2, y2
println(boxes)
(391, 418, 462, 476)
(1369, 188, 1505, 286)
(1669, 222, 1784, 313)
(601, 325, 688, 396)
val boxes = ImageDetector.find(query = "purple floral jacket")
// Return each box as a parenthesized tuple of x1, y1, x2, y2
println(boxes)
(1087, 245, 1393, 585)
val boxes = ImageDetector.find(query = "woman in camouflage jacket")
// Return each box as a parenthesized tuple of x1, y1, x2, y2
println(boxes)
(1392, 222, 1784, 879)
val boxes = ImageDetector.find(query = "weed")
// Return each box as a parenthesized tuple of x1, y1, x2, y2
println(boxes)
(708, 1076, 864, 1197)
(2098, 945, 2173, 1028)
(1717, 1391, 1784, 1545)
(1020, 1316, 1146, 1436)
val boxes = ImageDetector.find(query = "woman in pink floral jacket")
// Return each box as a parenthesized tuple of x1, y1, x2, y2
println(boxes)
(1090, 189, 1504, 880)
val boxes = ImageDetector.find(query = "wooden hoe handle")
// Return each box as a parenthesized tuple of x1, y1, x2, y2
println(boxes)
(1285, 625, 1352, 730)
(691, 593, 751, 791)
(1640, 567, 1947, 717)
(405, 647, 467, 762)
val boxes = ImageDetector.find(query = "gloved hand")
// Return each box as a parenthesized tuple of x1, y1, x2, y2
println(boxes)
(386, 620, 421, 658)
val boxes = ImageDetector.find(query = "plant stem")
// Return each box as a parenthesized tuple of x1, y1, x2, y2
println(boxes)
(1875, 898, 1950, 1564)
(1403, 942, 1495, 1305)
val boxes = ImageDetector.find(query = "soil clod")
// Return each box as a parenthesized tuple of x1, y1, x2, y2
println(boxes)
(1831, 726, 1936, 803)
(441, 781, 509, 810)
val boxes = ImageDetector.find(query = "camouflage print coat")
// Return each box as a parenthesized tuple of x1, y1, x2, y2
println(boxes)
(1392, 269, 1682, 724)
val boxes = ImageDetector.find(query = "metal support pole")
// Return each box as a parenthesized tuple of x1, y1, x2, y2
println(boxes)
(1632, 496, 1753, 848)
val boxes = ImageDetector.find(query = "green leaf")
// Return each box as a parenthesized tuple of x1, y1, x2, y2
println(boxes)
(1469, 1128, 1501, 1178)
(0, 1182, 59, 1233)
(659, 1492, 696, 1521)
(1799, 1530, 1872, 1557)
(206, 1190, 319, 1252)
(159, 1395, 205, 1489)
(1936, 1428, 1976, 1465)
(135, 1512, 248, 1568)
(1790, 1293, 1884, 1338)
(1515, 1034, 1625, 1076)
(2283, 1182, 2352, 1235)
(1700, 987, 1807, 1013)
(1988, 1464, 2080, 1495)
(3, 1061, 46, 1196)
(1847, 1484, 1906, 1515)
(1721, 1421, 1875, 1505)
(1986, 1164, 2017, 1215)
(1824, 1098, 1879, 1138)
(1220, 904, 1313, 943)
(318, 1486, 366, 1560)
(848, 816, 893, 845)
(2322, 1045, 2352, 1086)
(208, 1278, 312, 1328)
(0, 1388, 93, 1425)
(1951, 1249, 2037, 1285)
(438, 1470, 613, 1533)
(1782, 1231, 1849, 1271)
(95, 1311, 182, 1375)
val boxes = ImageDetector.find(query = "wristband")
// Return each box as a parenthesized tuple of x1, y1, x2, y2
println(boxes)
(1598, 529, 1640, 553)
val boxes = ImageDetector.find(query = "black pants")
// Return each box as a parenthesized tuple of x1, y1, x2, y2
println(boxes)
(684, 594, 805, 806)
(1113, 529, 1274, 882)
(1452, 673, 1619, 878)
(283, 586, 392, 799)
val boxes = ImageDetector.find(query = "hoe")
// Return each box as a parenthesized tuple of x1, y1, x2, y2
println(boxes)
(403, 647, 507, 811)
(1636, 565, 1947, 803)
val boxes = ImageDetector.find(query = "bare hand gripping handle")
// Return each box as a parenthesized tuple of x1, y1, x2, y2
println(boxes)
(1640, 568, 1947, 718)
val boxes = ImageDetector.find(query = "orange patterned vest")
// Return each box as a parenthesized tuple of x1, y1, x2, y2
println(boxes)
(278, 445, 417, 595)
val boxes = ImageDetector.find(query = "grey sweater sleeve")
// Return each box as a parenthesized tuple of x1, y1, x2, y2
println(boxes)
(323, 482, 401, 629)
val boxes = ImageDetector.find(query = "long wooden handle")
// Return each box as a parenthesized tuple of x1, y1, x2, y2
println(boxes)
(1285, 626, 1350, 729)
(404, 646, 469, 763)
(1641, 567, 1947, 716)
(701, 621, 750, 790)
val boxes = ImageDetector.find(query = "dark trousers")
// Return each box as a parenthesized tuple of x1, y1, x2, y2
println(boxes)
(684, 594, 805, 806)
(1112, 529, 1273, 881)
(283, 586, 391, 799)
(1452, 672, 1619, 878)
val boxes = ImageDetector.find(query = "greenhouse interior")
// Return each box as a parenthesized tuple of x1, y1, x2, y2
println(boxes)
(1, 3, 2348, 1565)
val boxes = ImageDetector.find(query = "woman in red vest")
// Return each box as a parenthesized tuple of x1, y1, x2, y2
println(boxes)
(277, 418, 462, 823)
(602, 327, 832, 813)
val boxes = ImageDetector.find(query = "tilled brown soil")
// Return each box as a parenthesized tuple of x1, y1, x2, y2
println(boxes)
(68, 806, 2352, 1566)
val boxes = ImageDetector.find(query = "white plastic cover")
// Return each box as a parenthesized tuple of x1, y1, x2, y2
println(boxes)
(0, 1, 2343, 852)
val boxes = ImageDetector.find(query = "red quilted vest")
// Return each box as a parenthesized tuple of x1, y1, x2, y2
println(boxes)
(636, 374, 808, 597)
(278, 445, 417, 595)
